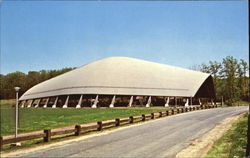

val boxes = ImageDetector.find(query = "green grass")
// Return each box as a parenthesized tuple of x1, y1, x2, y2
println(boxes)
(232, 100, 249, 106)
(206, 113, 248, 158)
(0, 100, 171, 136)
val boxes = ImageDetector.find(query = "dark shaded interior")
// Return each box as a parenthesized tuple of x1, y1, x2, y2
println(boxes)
(194, 75, 215, 99)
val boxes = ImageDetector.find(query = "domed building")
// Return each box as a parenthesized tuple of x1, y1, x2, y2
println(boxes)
(19, 57, 215, 108)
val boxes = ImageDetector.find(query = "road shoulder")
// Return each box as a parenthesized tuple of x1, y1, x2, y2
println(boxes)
(176, 112, 246, 158)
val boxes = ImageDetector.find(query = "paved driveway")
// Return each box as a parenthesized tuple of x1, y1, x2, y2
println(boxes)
(10, 106, 248, 158)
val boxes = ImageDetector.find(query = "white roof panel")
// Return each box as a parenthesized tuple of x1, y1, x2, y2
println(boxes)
(20, 57, 211, 100)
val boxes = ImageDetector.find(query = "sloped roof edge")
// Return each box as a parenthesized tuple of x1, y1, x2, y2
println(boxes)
(19, 57, 214, 100)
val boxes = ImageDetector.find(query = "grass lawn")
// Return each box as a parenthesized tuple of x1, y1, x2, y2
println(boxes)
(0, 99, 171, 136)
(206, 113, 248, 158)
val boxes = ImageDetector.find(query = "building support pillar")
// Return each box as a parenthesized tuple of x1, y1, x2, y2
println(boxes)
(146, 96, 151, 108)
(43, 98, 49, 108)
(175, 97, 177, 107)
(27, 100, 34, 108)
(109, 95, 116, 108)
(20, 100, 26, 108)
(62, 96, 69, 108)
(92, 95, 98, 108)
(199, 98, 202, 105)
(211, 98, 214, 105)
(128, 96, 133, 107)
(34, 99, 41, 108)
(190, 97, 192, 106)
(221, 96, 224, 106)
(165, 97, 169, 107)
(76, 95, 83, 108)
(185, 98, 189, 107)
(52, 97, 58, 108)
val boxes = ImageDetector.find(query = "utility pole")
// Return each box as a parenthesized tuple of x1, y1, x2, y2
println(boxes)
(14, 87, 20, 138)
(12, 87, 21, 146)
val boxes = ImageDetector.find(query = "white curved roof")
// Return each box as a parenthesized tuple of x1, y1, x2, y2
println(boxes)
(20, 57, 212, 100)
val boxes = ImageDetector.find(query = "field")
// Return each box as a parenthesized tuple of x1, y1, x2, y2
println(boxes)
(0, 100, 171, 136)
(206, 113, 248, 158)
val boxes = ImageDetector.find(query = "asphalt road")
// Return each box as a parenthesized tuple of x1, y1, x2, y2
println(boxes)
(10, 106, 248, 158)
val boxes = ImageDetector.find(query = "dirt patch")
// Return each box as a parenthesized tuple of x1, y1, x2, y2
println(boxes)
(176, 113, 245, 158)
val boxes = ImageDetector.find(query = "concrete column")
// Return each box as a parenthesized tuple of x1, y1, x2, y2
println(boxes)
(34, 99, 41, 108)
(221, 96, 224, 106)
(20, 100, 26, 108)
(211, 98, 214, 105)
(43, 98, 49, 108)
(175, 97, 177, 106)
(52, 97, 58, 108)
(128, 96, 133, 107)
(27, 100, 34, 108)
(92, 95, 99, 108)
(76, 95, 83, 108)
(165, 97, 170, 107)
(185, 98, 189, 107)
(109, 95, 116, 108)
(190, 97, 193, 106)
(62, 96, 69, 108)
(199, 98, 202, 105)
(146, 96, 151, 108)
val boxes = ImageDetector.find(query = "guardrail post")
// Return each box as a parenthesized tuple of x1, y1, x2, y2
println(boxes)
(182, 108, 184, 113)
(151, 113, 154, 119)
(75, 125, 81, 136)
(159, 112, 162, 117)
(44, 129, 51, 142)
(97, 121, 102, 131)
(129, 116, 134, 123)
(172, 109, 175, 115)
(115, 118, 120, 126)
(166, 111, 169, 116)
(193, 107, 195, 111)
(0, 136, 3, 152)
(142, 114, 146, 121)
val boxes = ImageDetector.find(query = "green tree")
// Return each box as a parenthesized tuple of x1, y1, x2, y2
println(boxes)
(0, 68, 75, 99)
(221, 56, 240, 105)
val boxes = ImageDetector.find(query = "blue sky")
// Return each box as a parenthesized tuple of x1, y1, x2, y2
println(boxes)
(1, 1, 248, 74)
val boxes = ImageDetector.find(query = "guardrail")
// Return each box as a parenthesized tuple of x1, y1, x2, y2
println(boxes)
(0, 105, 218, 151)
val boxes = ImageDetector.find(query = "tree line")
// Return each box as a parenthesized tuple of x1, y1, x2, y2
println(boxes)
(197, 56, 249, 105)
(0, 68, 75, 99)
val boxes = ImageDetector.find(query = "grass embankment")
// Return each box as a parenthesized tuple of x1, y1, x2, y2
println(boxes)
(1, 100, 171, 136)
(232, 100, 249, 106)
(206, 113, 248, 158)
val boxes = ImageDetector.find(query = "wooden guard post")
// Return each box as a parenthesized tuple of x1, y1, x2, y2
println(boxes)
(115, 118, 120, 126)
(0, 136, 3, 152)
(142, 114, 146, 121)
(129, 116, 134, 123)
(75, 125, 81, 136)
(97, 121, 102, 131)
(44, 129, 51, 142)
